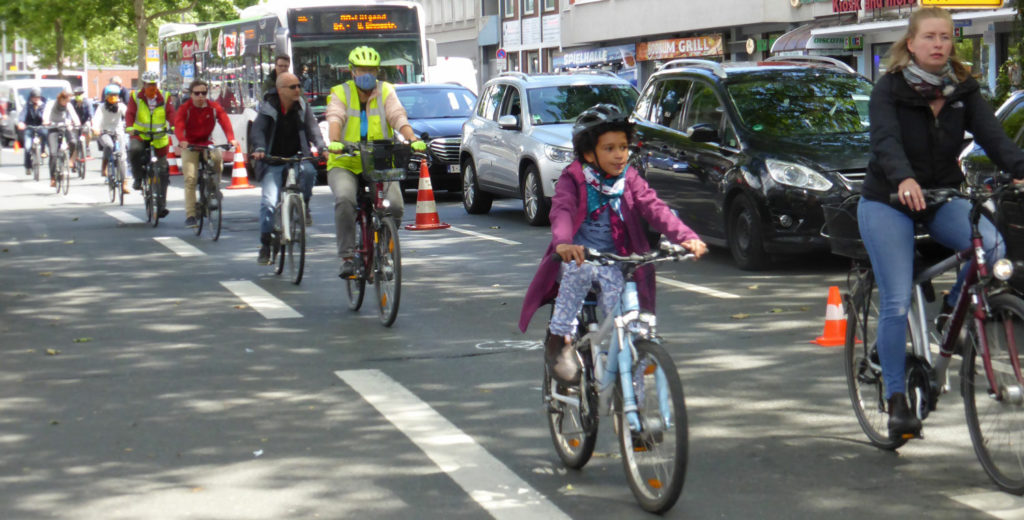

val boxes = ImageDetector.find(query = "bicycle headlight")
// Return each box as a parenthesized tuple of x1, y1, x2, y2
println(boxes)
(994, 258, 1014, 281)
(765, 159, 832, 191)
(545, 145, 574, 163)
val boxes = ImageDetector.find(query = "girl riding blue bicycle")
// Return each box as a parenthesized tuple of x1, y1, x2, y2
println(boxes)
(519, 104, 707, 385)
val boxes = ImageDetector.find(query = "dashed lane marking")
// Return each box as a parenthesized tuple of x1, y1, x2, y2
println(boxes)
(446, 225, 522, 245)
(220, 280, 302, 319)
(657, 275, 741, 299)
(334, 369, 570, 520)
(104, 210, 144, 224)
(948, 489, 1024, 519)
(153, 236, 205, 257)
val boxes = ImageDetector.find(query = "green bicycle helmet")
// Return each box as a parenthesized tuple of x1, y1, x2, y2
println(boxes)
(348, 46, 381, 67)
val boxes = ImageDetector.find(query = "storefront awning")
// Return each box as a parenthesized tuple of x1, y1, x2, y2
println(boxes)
(811, 7, 1015, 37)
(771, 16, 856, 54)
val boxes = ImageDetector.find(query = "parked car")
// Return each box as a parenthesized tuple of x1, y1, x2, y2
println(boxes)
(394, 83, 477, 193)
(630, 57, 872, 269)
(460, 71, 638, 225)
(0, 79, 73, 147)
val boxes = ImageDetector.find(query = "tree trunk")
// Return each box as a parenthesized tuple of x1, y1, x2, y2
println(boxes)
(54, 18, 64, 79)
(136, 0, 146, 79)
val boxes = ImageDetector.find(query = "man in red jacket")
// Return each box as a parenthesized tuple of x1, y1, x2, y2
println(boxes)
(174, 79, 238, 228)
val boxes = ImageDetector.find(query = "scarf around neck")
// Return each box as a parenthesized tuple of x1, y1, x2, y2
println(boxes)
(583, 163, 625, 217)
(902, 60, 958, 100)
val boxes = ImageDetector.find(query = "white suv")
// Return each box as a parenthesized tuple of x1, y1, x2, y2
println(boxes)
(459, 71, 638, 225)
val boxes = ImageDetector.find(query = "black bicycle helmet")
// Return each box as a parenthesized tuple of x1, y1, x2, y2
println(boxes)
(571, 103, 634, 161)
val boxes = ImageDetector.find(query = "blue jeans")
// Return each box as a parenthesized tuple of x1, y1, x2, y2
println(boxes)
(259, 162, 316, 234)
(23, 126, 48, 169)
(858, 197, 1004, 398)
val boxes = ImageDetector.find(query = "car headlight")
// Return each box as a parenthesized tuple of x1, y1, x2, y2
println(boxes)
(765, 159, 833, 191)
(545, 145, 574, 163)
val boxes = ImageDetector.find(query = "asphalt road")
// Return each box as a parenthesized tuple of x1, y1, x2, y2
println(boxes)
(0, 146, 1020, 519)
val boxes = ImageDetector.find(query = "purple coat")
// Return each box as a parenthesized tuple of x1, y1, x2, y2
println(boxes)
(518, 160, 700, 332)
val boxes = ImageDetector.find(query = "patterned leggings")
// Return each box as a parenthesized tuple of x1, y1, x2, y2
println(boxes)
(549, 262, 624, 337)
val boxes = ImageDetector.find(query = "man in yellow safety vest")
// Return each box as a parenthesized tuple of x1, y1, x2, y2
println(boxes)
(126, 70, 175, 218)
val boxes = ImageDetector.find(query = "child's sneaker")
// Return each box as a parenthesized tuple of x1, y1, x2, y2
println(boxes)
(545, 333, 580, 385)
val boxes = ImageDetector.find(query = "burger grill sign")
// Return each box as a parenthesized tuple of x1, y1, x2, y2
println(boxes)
(637, 35, 723, 61)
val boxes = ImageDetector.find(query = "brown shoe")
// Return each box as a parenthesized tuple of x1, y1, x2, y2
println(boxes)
(122, 184, 131, 194)
(545, 332, 580, 385)
(49, 179, 56, 188)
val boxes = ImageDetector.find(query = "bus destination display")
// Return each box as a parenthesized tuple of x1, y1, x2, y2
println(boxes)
(290, 8, 417, 36)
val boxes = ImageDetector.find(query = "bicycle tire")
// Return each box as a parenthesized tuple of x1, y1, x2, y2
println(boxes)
(55, 155, 65, 193)
(287, 196, 306, 285)
(107, 164, 117, 203)
(144, 179, 154, 223)
(544, 343, 599, 469)
(195, 188, 206, 237)
(962, 293, 1024, 495)
(150, 174, 161, 228)
(32, 146, 40, 181)
(61, 155, 70, 195)
(208, 185, 222, 241)
(612, 339, 687, 514)
(346, 214, 366, 311)
(374, 217, 401, 326)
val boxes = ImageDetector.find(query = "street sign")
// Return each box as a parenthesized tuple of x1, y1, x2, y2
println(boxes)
(496, 48, 507, 59)
(920, 0, 1003, 7)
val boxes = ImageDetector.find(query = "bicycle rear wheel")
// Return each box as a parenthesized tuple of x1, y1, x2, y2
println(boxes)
(287, 197, 306, 285)
(346, 215, 367, 311)
(374, 217, 401, 326)
(207, 184, 222, 241)
(844, 268, 908, 450)
(963, 293, 1024, 495)
(544, 340, 598, 469)
(613, 339, 687, 514)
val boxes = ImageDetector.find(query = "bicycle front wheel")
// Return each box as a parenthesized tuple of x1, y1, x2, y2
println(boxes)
(150, 176, 161, 228)
(346, 214, 367, 311)
(613, 339, 687, 514)
(374, 217, 401, 326)
(55, 156, 65, 194)
(287, 197, 306, 285)
(207, 184, 222, 241)
(61, 154, 70, 195)
(844, 269, 908, 450)
(144, 181, 154, 223)
(107, 165, 117, 203)
(32, 149, 40, 181)
(963, 293, 1024, 495)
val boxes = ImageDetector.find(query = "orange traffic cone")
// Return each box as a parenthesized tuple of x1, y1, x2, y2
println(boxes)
(13, 139, 21, 152)
(813, 285, 847, 347)
(405, 159, 450, 231)
(167, 148, 181, 176)
(226, 151, 254, 189)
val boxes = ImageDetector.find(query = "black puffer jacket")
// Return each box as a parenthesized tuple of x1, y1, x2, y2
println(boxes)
(862, 71, 1024, 207)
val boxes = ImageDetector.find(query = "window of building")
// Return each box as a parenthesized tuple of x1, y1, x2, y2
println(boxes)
(544, 0, 556, 11)
(523, 0, 535, 16)
(504, 0, 515, 18)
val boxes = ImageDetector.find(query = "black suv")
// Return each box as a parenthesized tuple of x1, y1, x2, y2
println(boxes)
(631, 57, 873, 269)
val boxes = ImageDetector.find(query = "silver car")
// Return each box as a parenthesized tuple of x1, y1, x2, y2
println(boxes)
(459, 71, 638, 225)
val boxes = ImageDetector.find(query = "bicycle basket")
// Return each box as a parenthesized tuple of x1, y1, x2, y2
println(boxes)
(822, 196, 868, 260)
(996, 190, 1024, 264)
(359, 140, 411, 183)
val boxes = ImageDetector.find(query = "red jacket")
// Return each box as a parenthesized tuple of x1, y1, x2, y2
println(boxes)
(174, 99, 234, 146)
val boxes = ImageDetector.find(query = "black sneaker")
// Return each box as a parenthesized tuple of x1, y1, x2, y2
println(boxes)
(888, 392, 922, 441)
(158, 207, 170, 219)
(305, 208, 313, 226)
(338, 258, 355, 278)
(258, 245, 272, 265)
(132, 178, 142, 191)
(185, 216, 198, 228)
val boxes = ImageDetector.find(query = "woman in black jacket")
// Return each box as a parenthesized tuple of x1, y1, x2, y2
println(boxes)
(859, 7, 1024, 441)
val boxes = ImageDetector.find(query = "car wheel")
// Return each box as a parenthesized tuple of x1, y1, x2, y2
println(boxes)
(462, 158, 492, 214)
(727, 195, 768, 270)
(522, 164, 550, 226)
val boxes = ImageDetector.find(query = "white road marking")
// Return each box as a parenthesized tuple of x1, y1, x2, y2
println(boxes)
(153, 236, 205, 257)
(657, 275, 740, 299)
(948, 489, 1024, 519)
(220, 281, 302, 319)
(447, 225, 522, 245)
(104, 210, 144, 224)
(334, 369, 570, 520)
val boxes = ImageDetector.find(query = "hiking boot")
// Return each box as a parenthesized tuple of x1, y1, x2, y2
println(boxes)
(338, 258, 355, 279)
(185, 216, 198, 228)
(258, 245, 272, 265)
(132, 178, 142, 191)
(545, 332, 580, 385)
(888, 392, 922, 441)
(49, 178, 56, 188)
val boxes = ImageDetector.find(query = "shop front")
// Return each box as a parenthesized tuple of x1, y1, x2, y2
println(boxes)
(635, 34, 723, 86)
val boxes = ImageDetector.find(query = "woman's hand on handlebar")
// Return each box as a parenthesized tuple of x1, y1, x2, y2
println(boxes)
(555, 243, 585, 265)
(897, 178, 925, 212)
(251, 151, 265, 161)
(681, 239, 708, 259)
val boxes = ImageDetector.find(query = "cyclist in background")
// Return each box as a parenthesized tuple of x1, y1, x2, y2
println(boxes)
(519, 104, 706, 384)
(174, 79, 237, 228)
(71, 86, 94, 157)
(127, 70, 175, 218)
(250, 72, 324, 265)
(262, 54, 291, 99)
(324, 45, 426, 278)
(16, 87, 47, 178)
(43, 90, 82, 187)
(92, 84, 129, 193)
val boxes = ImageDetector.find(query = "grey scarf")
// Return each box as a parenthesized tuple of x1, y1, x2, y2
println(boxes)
(901, 60, 958, 100)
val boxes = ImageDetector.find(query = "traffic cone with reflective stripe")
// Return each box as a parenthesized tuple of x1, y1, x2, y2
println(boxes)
(167, 148, 181, 176)
(13, 139, 21, 152)
(404, 159, 450, 231)
(813, 285, 847, 347)
(226, 151, 254, 189)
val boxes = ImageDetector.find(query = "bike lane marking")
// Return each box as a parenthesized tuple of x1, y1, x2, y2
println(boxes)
(153, 236, 205, 257)
(220, 280, 302, 319)
(104, 210, 145, 224)
(446, 226, 522, 245)
(334, 369, 571, 520)
(948, 489, 1024, 519)
(657, 275, 741, 299)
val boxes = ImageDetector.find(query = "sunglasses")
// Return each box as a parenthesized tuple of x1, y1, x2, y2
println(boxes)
(284, 84, 301, 90)
(192, 90, 208, 96)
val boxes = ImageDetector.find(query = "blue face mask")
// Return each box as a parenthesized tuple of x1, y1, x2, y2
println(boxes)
(354, 73, 377, 91)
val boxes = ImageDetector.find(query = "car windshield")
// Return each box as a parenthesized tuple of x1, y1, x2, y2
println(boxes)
(397, 88, 477, 119)
(726, 70, 872, 136)
(526, 84, 638, 125)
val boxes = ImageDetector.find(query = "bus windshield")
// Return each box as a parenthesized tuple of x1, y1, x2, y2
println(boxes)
(292, 40, 423, 112)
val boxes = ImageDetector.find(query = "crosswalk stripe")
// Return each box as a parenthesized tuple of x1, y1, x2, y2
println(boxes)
(335, 369, 570, 520)
(154, 236, 205, 257)
(105, 210, 144, 224)
(220, 280, 302, 319)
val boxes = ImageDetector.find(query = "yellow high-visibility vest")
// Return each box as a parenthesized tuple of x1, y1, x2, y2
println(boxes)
(326, 80, 395, 174)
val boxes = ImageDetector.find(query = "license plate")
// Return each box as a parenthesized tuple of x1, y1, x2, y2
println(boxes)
(447, 164, 460, 174)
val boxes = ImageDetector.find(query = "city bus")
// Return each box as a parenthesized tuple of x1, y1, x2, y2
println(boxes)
(158, 0, 436, 163)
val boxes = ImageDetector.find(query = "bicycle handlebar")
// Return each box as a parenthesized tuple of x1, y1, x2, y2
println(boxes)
(550, 241, 696, 266)
(264, 155, 318, 164)
(187, 144, 234, 151)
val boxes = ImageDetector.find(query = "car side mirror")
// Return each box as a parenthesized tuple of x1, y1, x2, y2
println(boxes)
(686, 123, 719, 144)
(498, 114, 519, 130)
